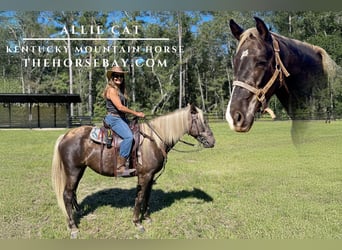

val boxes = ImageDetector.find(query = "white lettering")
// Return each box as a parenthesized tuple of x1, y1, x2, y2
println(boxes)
(61, 25, 69, 35)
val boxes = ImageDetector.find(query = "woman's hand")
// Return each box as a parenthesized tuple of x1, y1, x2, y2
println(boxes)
(135, 111, 145, 118)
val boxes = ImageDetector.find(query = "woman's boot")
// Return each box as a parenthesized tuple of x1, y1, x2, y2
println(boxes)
(116, 156, 136, 177)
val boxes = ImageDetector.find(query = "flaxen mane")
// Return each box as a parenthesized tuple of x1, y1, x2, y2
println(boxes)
(141, 105, 204, 147)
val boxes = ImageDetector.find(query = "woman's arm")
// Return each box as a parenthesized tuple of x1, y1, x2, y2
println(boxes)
(107, 88, 145, 117)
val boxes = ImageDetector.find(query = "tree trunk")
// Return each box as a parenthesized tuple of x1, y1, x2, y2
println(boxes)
(67, 35, 74, 116)
(177, 11, 183, 109)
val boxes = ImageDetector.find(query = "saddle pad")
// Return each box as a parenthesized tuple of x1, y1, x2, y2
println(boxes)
(90, 126, 142, 165)
(90, 127, 105, 144)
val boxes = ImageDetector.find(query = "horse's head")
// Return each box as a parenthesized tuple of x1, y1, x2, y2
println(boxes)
(188, 104, 215, 148)
(226, 17, 288, 132)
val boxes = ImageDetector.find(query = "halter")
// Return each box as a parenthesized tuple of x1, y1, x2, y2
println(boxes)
(233, 35, 290, 118)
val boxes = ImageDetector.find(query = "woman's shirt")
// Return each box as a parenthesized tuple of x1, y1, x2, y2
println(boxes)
(106, 90, 127, 117)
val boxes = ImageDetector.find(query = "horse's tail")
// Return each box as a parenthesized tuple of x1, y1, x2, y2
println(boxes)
(51, 134, 68, 218)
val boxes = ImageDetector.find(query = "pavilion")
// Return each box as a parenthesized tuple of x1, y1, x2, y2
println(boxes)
(0, 93, 82, 128)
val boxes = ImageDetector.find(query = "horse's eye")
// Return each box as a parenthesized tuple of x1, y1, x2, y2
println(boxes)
(256, 61, 267, 67)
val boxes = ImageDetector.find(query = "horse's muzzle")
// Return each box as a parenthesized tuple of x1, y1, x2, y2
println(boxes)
(198, 133, 215, 148)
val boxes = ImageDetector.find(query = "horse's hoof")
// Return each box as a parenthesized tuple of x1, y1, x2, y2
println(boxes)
(135, 222, 145, 233)
(144, 217, 152, 224)
(138, 225, 145, 233)
(70, 229, 79, 239)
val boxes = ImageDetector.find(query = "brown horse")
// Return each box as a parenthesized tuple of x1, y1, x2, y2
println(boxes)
(51, 104, 215, 238)
(226, 17, 338, 143)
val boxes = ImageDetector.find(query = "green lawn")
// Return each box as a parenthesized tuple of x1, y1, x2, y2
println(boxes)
(0, 120, 341, 239)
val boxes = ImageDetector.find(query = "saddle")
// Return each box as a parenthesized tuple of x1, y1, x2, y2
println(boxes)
(90, 117, 141, 174)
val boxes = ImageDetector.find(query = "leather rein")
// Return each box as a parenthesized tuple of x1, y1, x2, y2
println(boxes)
(232, 35, 290, 118)
(143, 113, 202, 150)
(140, 113, 203, 183)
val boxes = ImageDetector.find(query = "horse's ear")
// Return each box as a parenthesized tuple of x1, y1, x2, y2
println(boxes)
(190, 103, 198, 114)
(254, 16, 271, 42)
(229, 19, 244, 40)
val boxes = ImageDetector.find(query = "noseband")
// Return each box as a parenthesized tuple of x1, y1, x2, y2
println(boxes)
(233, 35, 290, 118)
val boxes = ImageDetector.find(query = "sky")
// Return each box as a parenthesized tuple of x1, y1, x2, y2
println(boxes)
(1, 11, 213, 38)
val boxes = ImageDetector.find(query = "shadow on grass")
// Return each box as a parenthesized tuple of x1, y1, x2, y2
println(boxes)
(76, 187, 213, 225)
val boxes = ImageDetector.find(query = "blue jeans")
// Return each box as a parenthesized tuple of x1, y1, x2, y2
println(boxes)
(104, 114, 133, 158)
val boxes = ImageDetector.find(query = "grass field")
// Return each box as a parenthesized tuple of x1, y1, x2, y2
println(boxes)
(0, 120, 341, 239)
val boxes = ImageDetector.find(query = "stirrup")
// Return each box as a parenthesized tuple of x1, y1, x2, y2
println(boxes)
(117, 168, 136, 177)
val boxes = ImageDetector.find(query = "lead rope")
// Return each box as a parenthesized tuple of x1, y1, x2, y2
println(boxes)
(263, 36, 290, 119)
(172, 140, 203, 153)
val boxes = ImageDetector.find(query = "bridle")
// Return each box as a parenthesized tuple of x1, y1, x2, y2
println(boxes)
(189, 113, 205, 138)
(141, 112, 208, 183)
(174, 113, 208, 152)
(232, 35, 290, 118)
(142, 112, 208, 153)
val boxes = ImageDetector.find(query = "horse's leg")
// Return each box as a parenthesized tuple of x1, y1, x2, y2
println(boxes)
(133, 173, 153, 232)
(63, 166, 86, 238)
(141, 177, 154, 224)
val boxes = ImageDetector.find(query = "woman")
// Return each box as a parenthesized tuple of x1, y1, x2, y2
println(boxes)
(103, 66, 145, 177)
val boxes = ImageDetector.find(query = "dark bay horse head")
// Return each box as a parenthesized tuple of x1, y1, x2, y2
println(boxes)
(226, 17, 290, 132)
(226, 16, 337, 133)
